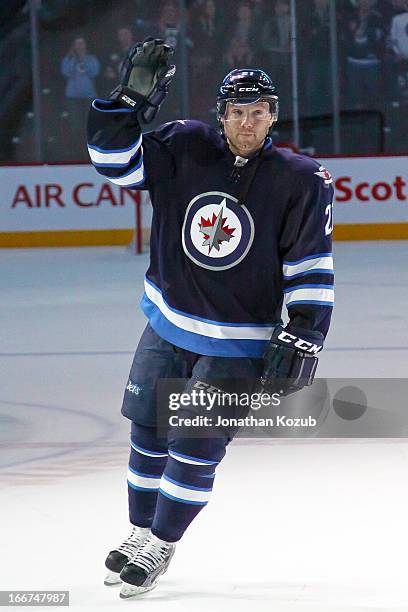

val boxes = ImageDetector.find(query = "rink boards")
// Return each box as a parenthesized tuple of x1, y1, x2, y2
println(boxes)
(0, 154, 407, 247)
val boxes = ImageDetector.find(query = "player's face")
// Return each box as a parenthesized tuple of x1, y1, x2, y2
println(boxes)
(222, 101, 274, 157)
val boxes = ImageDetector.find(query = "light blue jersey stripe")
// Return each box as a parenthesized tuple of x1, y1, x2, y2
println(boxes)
(141, 294, 271, 358)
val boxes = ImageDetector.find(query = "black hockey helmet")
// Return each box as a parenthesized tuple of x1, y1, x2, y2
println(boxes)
(216, 68, 279, 121)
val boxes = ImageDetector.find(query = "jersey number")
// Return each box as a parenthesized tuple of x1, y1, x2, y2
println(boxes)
(325, 201, 333, 236)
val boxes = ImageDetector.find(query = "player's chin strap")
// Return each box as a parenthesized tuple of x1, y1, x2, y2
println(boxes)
(229, 140, 267, 207)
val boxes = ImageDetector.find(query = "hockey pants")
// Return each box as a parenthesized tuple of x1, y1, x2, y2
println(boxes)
(122, 323, 263, 542)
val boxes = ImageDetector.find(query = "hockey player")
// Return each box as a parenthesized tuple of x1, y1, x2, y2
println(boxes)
(87, 38, 334, 598)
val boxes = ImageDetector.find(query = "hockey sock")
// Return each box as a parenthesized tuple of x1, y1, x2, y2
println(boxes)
(127, 423, 168, 528)
(150, 449, 219, 542)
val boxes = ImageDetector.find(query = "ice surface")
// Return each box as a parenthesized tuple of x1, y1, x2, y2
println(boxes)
(1, 242, 408, 610)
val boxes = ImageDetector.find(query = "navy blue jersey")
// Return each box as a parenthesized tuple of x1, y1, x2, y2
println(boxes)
(88, 99, 334, 358)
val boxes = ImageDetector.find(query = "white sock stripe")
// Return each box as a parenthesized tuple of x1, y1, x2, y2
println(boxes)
(130, 441, 168, 458)
(127, 468, 161, 490)
(168, 450, 216, 466)
(159, 475, 212, 504)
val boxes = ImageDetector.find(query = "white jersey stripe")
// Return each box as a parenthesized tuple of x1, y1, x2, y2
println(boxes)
(283, 255, 333, 278)
(87, 134, 142, 165)
(285, 287, 334, 305)
(107, 162, 145, 186)
(144, 279, 275, 341)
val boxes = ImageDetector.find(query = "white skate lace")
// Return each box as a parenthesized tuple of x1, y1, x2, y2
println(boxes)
(130, 534, 173, 574)
(117, 526, 149, 558)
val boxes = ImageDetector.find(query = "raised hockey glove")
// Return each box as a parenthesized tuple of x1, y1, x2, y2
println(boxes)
(110, 37, 176, 123)
(260, 326, 323, 396)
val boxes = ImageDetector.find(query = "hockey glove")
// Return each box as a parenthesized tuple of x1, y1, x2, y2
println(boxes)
(110, 37, 176, 123)
(260, 326, 323, 396)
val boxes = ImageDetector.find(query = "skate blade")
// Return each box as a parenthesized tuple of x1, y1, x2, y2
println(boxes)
(119, 582, 157, 598)
(104, 570, 122, 586)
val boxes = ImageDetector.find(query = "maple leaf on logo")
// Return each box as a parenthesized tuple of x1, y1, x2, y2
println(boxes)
(198, 207, 235, 253)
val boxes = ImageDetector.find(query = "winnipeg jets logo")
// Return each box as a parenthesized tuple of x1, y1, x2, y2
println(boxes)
(182, 191, 254, 271)
(126, 380, 142, 395)
(198, 200, 236, 253)
(314, 165, 333, 185)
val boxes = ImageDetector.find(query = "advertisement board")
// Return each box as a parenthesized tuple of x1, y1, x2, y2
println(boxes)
(0, 164, 140, 247)
(1, 155, 407, 246)
(320, 155, 408, 239)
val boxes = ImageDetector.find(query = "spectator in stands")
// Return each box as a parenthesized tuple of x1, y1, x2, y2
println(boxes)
(342, 0, 385, 109)
(154, 1, 182, 49)
(102, 27, 135, 96)
(146, 1, 193, 122)
(190, 0, 223, 120)
(247, 0, 267, 24)
(61, 36, 100, 154)
(222, 36, 254, 73)
(230, 2, 259, 55)
(61, 36, 100, 99)
(132, 2, 185, 64)
(388, 0, 408, 100)
(191, 0, 219, 47)
(261, 0, 292, 111)
(298, 0, 332, 116)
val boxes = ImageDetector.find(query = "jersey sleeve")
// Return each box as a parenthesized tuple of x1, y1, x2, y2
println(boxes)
(87, 99, 178, 191)
(279, 161, 334, 342)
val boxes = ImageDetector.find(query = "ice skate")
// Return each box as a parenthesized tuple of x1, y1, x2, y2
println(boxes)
(119, 533, 176, 598)
(104, 525, 150, 586)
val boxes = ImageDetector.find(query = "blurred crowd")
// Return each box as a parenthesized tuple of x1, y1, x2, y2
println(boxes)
(2, 0, 408, 161)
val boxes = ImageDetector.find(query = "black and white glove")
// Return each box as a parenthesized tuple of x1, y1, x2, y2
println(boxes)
(110, 37, 176, 123)
(260, 326, 323, 397)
